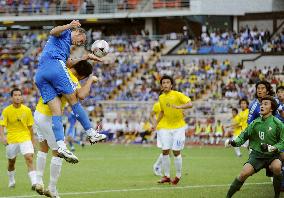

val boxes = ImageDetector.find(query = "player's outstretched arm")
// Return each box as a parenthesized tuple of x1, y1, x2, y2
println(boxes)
(66, 54, 102, 68)
(76, 75, 98, 100)
(50, 20, 81, 37)
(172, 101, 193, 109)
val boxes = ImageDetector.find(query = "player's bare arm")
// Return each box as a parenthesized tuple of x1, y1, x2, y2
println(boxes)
(50, 20, 81, 37)
(0, 126, 7, 145)
(76, 75, 98, 100)
(172, 101, 193, 109)
(28, 126, 35, 147)
(153, 111, 164, 130)
(66, 54, 102, 68)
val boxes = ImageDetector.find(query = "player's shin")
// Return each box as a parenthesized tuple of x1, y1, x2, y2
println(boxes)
(71, 102, 92, 131)
(36, 151, 47, 185)
(174, 154, 182, 178)
(49, 156, 63, 192)
(162, 155, 170, 178)
(52, 116, 65, 143)
(226, 178, 244, 198)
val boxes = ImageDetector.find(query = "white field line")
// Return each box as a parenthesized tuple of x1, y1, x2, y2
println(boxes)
(0, 182, 271, 198)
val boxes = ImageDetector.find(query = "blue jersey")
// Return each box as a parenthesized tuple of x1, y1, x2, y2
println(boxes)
(247, 98, 260, 124)
(40, 30, 71, 63)
(275, 98, 284, 122)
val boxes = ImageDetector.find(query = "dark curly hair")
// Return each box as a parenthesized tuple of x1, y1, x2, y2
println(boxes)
(255, 80, 275, 98)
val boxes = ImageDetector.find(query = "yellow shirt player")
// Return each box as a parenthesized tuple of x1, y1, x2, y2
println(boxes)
(227, 108, 242, 157)
(238, 99, 249, 130)
(0, 88, 37, 189)
(33, 60, 99, 197)
(154, 75, 192, 185)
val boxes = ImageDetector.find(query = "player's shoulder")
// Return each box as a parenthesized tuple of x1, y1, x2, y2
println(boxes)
(21, 104, 32, 111)
(272, 116, 284, 125)
(3, 104, 13, 112)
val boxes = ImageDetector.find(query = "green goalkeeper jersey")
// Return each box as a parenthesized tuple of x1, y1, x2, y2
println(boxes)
(234, 115, 284, 157)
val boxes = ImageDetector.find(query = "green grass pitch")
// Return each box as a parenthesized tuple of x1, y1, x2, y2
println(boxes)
(0, 144, 281, 198)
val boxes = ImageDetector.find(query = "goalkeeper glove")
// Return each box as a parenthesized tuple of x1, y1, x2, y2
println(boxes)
(225, 139, 236, 147)
(260, 143, 277, 152)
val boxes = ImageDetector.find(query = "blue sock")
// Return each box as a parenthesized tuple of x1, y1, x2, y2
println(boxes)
(71, 102, 92, 131)
(52, 116, 64, 141)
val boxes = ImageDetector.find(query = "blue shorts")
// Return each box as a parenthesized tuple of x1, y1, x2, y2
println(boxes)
(35, 58, 76, 103)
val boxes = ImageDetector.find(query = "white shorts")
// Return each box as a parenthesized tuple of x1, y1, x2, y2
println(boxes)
(159, 126, 186, 151)
(6, 141, 34, 159)
(34, 111, 58, 150)
(156, 130, 162, 148)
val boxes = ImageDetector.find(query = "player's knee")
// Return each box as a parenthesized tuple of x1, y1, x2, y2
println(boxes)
(173, 150, 180, 156)
(162, 150, 170, 155)
(271, 164, 282, 175)
(24, 155, 34, 164)
(238, 172, 251, 181)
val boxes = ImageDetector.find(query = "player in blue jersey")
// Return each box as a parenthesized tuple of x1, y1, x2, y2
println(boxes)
(275, 86, 284, 122)
(247, 80, 275, 124)
(35, 20, 106, 163)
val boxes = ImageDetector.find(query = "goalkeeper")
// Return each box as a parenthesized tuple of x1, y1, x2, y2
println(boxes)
(225, 96, 284, 198)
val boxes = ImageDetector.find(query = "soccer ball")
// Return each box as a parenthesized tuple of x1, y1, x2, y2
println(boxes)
(91, 40, 109, 58)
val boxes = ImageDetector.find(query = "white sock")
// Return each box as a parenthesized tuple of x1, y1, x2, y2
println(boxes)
(28, 170, 37, 185)
(49, 156, 63, 192)
(57, 140, 67, 149)
(174, 155, 182, 178)
(36, 151, 47, 185)
(162, 155, 170, 178)
(154, 153, 163, 167)
(234, 147, 241, 156)
(7, 170, 15, 184)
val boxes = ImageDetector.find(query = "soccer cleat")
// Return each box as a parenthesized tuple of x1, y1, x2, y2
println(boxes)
(86, 128, 107, 144)
(171, 177, 180, 185)
(157, 176, 171, 184)
(57, 147, 79, 164)
(44, 188, 60, 198)
(35, 184, 45, 195)
(153, 165, 162, 176)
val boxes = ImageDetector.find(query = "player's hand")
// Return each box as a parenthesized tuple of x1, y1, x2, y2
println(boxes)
(1, 137, 7, 146)
(91, 75, 99, 83)
(260, 143, 277, 152)
(69, 20, 81, 29)
(87, 53, 103, 62)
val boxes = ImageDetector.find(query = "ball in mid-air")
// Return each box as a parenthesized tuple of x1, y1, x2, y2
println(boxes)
(91, 40, 109, 58)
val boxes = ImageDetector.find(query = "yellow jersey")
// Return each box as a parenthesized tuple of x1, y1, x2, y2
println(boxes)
(0, 104, 34, 144)
(152, 102, 162, 130)
(35, 68, 81, 116)
(158, 90, 191, 129)
(232, 115, 242, 136)
(238, 108, 249, 130)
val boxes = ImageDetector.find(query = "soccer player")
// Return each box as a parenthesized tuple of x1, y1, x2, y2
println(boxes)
(0, 88, 36, 189)
(275, 86, 284, 122)
(247, 80, 275, 124)
(153, 75, 192, 185)
(151, 101, 163, 176)
(225, 96, 284, 198)
(34, 60, 97, 197)
(228, 108, 242, 157)
(214, 120, 224, 145)
(238, 98, 249, 130)
(34, 20, 106, 162)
